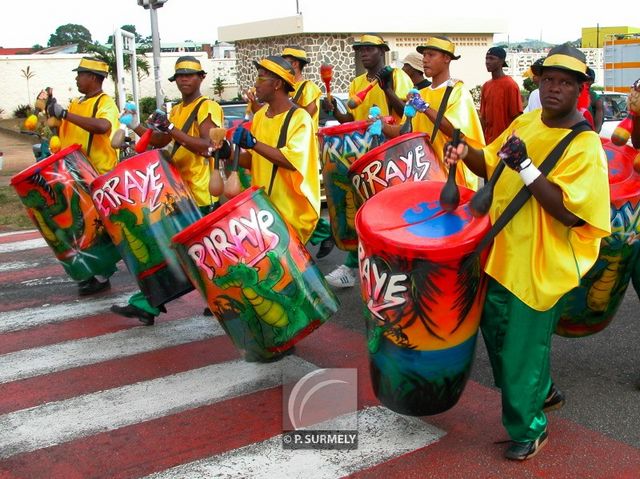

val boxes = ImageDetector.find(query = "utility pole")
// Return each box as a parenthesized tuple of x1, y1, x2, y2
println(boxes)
(137, 0, 168, 109)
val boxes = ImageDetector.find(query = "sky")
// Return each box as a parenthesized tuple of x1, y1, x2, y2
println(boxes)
(0, 0, 636, 48)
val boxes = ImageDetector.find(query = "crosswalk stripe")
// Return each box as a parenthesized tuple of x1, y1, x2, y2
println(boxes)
(0, 316, 224, 384)
(0, 356, 317, 460)
(0, 291, 135, 333)
(0, 260, 43, 273)
(0, 238, 47, 253)
(144, 406, 444, 479)
(0, 229, 37, 239)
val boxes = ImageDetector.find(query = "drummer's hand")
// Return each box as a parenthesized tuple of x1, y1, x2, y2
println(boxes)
(443, 139, 468, 167)
(120, 102, 139, 129)
(498, 132, 529, 171)
(211, 139, 232, 159)
(321, 96, 337, 114)
(232, 125, 256, 149)
(147, 109, 174, 133)
(375, 66, 394, 90)
(47, 98, 67, 119)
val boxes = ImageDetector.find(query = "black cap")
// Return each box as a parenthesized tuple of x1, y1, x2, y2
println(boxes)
(487, 46, 508, 67)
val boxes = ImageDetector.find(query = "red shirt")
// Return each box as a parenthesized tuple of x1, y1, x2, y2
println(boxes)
(480, 75, 523, 144)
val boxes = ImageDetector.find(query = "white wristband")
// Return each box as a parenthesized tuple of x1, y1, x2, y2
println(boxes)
(167, 123, 175, 131)
(518, 159, 541, 186)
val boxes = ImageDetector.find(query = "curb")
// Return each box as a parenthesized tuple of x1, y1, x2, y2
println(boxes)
(0, 126, 38, 144)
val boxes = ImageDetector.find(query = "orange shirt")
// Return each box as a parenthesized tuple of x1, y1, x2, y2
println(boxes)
(480, 76, 523, 144)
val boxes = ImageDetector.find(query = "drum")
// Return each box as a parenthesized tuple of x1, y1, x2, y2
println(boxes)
(10, 144, 120, 281)
(90, 149, 201, 307)
(356, 181, 491, 416)
(557, 138, 640, 337)
(348, 132, 445, 203)
(318, 120, 377, 251)
(171, 186, 339, 362)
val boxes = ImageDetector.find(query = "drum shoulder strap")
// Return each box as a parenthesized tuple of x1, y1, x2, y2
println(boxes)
(472, 120, 592, 258)
(86, 93, 106, 157)
(430, 83, 454, 142)
(268, 105, 299, 196)
(170, 97, 208, 159)
(292, 81, 307, 104)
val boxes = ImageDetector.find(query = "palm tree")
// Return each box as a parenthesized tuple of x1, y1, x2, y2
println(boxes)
(21, 66, 36, 105)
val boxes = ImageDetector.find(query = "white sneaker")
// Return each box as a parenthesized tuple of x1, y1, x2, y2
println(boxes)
(325, 265, 356, 288)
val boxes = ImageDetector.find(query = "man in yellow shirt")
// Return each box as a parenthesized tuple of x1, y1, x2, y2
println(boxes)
(323, 34, 413, 288)
(444, 44, 610, 460)
(48, 57, 120, 296)
(111, 56, 225, 324)
(233, 56, 320, 245)
(281, 46, 334, 259)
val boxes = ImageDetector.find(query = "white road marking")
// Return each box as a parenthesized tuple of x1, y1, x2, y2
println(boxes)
(0, 238, 47, 254)
(145, 406, 445, 479)
(0, 316, 225, 384)
(0, 230, 37, 238)
(0, 356, 317, 460)
(0, 260, 43, 273)
(20, 276, 73, 287)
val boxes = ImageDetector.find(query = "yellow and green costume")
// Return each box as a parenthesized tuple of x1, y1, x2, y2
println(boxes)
(480, 110, 610, 443)
(249, 107, 320, 244)
(407, 80, 483, 190)
(59, 93, 119, 175)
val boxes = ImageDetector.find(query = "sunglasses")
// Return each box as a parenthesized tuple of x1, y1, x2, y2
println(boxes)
(255, 75, 278, 83)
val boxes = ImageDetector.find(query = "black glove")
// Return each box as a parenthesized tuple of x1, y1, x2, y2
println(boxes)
(147, 109, 174, 133)
(375, 66, 394, 90)
(232, 125, 257, 149)
(498, 133, 529, 171)
(215, 139, 232, 159)
(46, 98, 67, 119)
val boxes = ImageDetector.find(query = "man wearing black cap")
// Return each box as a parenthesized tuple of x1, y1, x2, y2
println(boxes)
(444, 43, 610, 461)
(480, 46, 523, 144)
(110, 55, 225, 325)
(523, 58, 545, 113)
(232, 56, 320, 245)
(47, 56, 120, 295)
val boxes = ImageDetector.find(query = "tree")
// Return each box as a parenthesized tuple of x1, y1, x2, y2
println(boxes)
(21, 66, 36, 105)
(48, 24, 93, 52)
(106, 25, 144, 47)
(213, 77, 225, 100)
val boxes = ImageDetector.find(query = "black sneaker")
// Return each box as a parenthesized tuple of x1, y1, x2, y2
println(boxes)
(110, 304, 155, 326)
(78, 277, 111, 296)
(543, 383, 566, 412)
(504, 429, 548, 461)
(316, 237, 335, 259)
(203, 307, 214, 316)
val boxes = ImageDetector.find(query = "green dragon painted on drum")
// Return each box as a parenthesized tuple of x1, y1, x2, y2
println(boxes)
(109, 208, 164, 274)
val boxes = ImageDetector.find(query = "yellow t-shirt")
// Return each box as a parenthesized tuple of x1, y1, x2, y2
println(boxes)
(59, 93, 119, 175)
(169, 97, 224, 206)
(348, 69, 413, 123)
(408, 80, 484, 190)
(292, 80, 322, 130)
(483, 110, 611, 311)
(249, 107, 320, 243)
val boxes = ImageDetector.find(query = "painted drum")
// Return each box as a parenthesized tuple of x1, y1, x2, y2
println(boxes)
(10, 144, 120, 281)
(356, 181, 491, 416)
(318, 120, 377, 251)
(557, 138, 640, 337)
(348, 132, 445, 203)
(171, 186, 340, 362)
(90, 149, 201, 307)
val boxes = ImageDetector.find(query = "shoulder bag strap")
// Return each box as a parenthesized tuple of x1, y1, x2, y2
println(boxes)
(430, 82, 455, 142)
(86, 93, 106, 157)
(471, 121, 592, 258)
(170, 97, 207, 159)
(292, 81, 307, 104)
(267, 105, 298, 196)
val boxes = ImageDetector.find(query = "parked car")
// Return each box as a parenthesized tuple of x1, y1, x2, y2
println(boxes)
(599, 92, 629, 141)
(220, 100, 249, 129)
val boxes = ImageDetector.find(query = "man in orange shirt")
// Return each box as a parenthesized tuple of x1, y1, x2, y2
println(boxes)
(480, 47, 523, 144)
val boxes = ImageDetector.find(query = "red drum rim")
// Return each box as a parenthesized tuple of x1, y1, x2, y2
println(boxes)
(172, 186, 261, 245)
(348, 132, 428, 175)
(317, 120, 369, 137)
(356, 181, 491, 261)
(602, 138, 640, 201)
(10, 144, 83, 186)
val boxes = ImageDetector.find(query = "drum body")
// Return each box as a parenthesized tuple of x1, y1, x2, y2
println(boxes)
(318, 121, 376, 251)
(90, 149, 201, 307)
(171, 186, 339, 362)
(356, 181, 491, 416)
(10, 144, 120, 281)
(557, 139, 640, 337)
(348, 132, 446, 203)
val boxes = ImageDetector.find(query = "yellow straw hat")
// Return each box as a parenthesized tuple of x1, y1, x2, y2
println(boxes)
(416, 37, 460, 60)
(353, 34, 390, 52)
(531, 44, 589, 81)
(73, 57, 109, 77)
(253, 56, 296, 92)
(281, 46, 309, 65)
(168, 56, 206, 82)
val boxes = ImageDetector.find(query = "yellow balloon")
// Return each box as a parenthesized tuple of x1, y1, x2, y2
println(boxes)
(24, 114, 38, 131)
(49, 135, 61, 153)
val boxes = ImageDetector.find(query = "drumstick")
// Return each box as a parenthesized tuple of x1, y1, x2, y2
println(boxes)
(439, 129, 461, 212)
(208, 128, 226, 196)
(134, 128, 153, 154)
(469, 162, 506, 217)
(224, 141, 242, 198)
(347, 79, 378, 109)
(320, 63, 334, 103)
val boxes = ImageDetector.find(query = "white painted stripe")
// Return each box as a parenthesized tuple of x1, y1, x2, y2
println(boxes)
(0, 238, 47, 254)
(0, 260, 42, 273)
(0, 291, 136, 333)
(145, 406, 445, 479)
(0, 356, 317, 459)
(0, 316, 225, 384)
(20, 276, 73, 287)
(0, 229, 37, 238)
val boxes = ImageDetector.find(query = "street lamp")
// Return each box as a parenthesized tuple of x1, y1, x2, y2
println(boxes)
(137, 0, 168, 109)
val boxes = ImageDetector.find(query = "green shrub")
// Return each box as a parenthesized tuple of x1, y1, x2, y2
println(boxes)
(13, 104, 33, 118)
(139, 96, 158, 119)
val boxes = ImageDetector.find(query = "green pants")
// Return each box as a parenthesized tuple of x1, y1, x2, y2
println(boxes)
(126, 203, 219, 318)
(308, 217, 332, 245)
(480, 278, 560, 443)
(344, 250, 359, 269)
